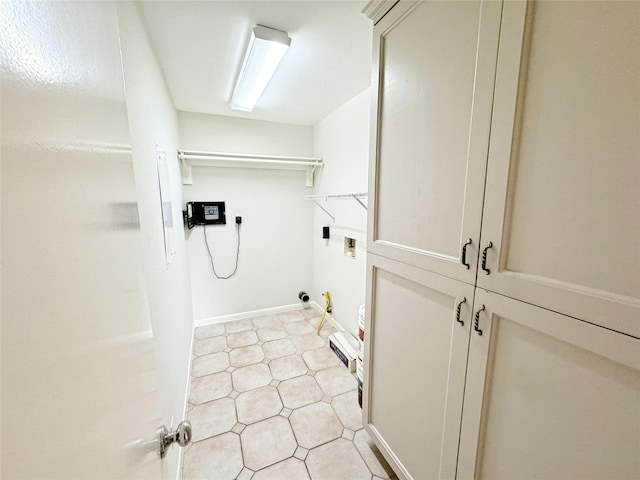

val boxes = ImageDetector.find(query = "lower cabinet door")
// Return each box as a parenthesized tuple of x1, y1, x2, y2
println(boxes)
(363, 253, 475, 480)
(458, 289, 640, 479)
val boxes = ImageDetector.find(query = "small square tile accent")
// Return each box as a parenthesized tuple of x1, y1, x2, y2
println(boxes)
(225, 366, 236, 373)
(307, 370, 316, 376)
(342, 428, 355, 441)
(269, 379, 280, 387)
(279, 407, 292, 417)
(236, 467, 254, 480)
(224, 348, 232, 353)
(293, 446, 309, 460)
(322, 394, 332, 403)
(257, 340, 264, 345)
(229, 390, 240, 400)
(232, 422, 246, 434)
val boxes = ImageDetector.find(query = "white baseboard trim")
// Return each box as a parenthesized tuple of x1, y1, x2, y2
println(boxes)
(310, 300, 346, 333)
(194, 303, 304, 327)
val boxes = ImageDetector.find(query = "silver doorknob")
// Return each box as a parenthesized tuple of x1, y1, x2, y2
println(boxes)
(157, 420, 192, 458)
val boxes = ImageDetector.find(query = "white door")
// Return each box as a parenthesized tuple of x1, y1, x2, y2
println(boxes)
(457, 289, 640, 479)
(1, 1, 163, 477)
(368, 0, 502, 284)
(363, 253, 474, 480)
(477, 0, 640, 337)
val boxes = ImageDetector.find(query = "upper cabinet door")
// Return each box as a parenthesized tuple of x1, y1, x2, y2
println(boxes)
(478, 0, 640, 337)
(367, 0, 502, 284)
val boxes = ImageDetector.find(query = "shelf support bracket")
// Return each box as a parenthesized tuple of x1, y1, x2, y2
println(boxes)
(311, 200, 335, 222)
(306, 165, 317, 187)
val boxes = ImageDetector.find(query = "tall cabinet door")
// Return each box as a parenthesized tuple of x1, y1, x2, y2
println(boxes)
(368, 0, 502, 284)
(477, 0, 640, 337)
(458, 289, 640, 480)
(363, 253, 475, 480)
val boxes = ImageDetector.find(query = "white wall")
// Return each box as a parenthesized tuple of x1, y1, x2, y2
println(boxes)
(117, 4, 194, 478)
(179, 112, 314, 320)
(312, 88, 371, 336)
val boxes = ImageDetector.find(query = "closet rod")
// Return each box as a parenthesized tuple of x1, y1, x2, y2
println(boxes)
(178, 149, 323, 166)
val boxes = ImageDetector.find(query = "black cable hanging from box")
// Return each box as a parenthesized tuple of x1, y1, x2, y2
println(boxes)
(203, 223, 241, 279)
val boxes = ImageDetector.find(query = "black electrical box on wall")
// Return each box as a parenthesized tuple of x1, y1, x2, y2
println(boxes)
(185, 201, 226, 229)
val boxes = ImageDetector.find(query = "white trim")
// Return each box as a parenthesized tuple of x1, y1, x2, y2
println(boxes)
(194, 303, 303, 327)
(362, 0, 399, 24)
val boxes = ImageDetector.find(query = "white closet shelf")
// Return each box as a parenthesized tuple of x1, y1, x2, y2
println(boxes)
(304, 192, 368, 222)
(178, 149, 323, 187)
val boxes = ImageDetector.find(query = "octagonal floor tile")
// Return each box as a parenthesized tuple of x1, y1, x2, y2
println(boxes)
(284, 320, 316, 336)
(292, 333, 326, 352)
(302, 348, 341, 371)
(183, 432, 242, 480)
(252, 314, 281, 328)
(229, 345, 265, 368)
(262, 338, 296, 359)
(257, 326, 288, 342)
(289, 401, 343, 449)
(189, 372, 232, 404)
(225, 318, 254, 333)
(252, 458, 310, 480)
(193, 336, 227, 356)
(353, 429, 396, 479)
(277, 310, 305, 323)
(331, 389, 363, 431)
(277, 375, 323, 409)
(227, 330, 258, 349)
(188, 397, 237, 442)
(236, 385, 282, 425)
(192, 351, 229, 377)
(315, 365, 357, 397)
(241, 416, 297, 471)
(195, 323, 225, 339)
(232, 363, 272, 392)
(306, 438, 370, 480)
(269, 354, 308, 381)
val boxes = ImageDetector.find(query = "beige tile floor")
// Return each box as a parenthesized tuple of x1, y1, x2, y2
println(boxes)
(182, 308, 397, 480)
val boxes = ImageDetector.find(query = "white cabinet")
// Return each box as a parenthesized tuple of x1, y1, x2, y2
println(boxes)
(367, 0, 502, 284)
(458, 290, 640, 480)
(478, 0, 640, 337)
(364, 253, 474, 480)
(364, 1, 640, 479)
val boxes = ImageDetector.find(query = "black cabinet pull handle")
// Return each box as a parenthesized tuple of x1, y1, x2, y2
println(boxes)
(461, 239, 472, 269)
(474, 305, 485, 336)
(455, 298, 466, 326)
(481, 242, 493, 275)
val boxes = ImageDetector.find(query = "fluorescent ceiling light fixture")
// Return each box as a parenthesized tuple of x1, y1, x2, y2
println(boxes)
(230, 25, 291, 112)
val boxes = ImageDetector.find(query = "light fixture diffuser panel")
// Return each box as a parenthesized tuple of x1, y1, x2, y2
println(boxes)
(230, 25, 291, 112)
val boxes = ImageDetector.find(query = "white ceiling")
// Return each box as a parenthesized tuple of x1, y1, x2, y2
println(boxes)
(140, 1, 373, 126)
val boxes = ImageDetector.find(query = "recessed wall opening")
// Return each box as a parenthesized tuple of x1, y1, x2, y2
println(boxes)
(344, 237, 356, 258)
